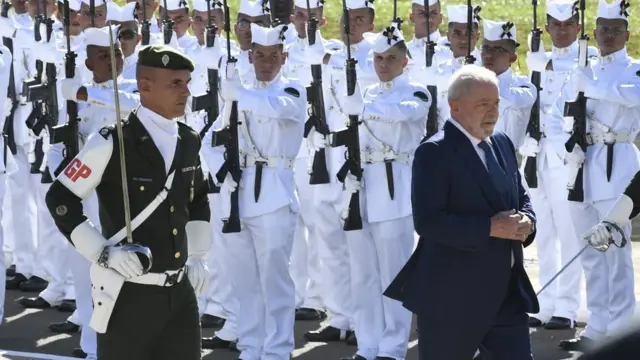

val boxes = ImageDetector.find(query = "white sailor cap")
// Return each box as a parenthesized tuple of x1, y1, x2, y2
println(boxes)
(597, 0, 630, 22)
(250, 23, 287, 46)
(239, 0, 266, 17)
(85, 25, 119, 47)
(373, 21, 405, 53)
(483, 19, 517, 42)
(411, 0, 439, 7)
(192, 0, 222, 12)
(345, 0, 375, 10)
(447, 5, 481, 24)
(294, 0, 324, 9)
(106, 2, 136, 23)
(81, 0, 106, 7)
(546, 0, 578, 21)
(161, 0, 189, 11)
(59, 0, 81, 11)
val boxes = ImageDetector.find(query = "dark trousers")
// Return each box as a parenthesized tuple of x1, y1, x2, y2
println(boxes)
(97, 277, 201, 360)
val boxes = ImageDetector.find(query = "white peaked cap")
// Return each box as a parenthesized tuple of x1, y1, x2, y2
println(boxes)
(345, 0, 375, 10)
(411, 0, 439, 6)
(447, 5, 481, 24)
(193, 0, 223, 12)
(81, 0, 105, 6)
(373, 21, 405, 53)
(597, 0, 630, 21)
(250, 23, 287, 46)
(239, 0, 266, 17)
(106, 2, 136, 23)
(294, 0, 324, 9)
(483, 19, 517, 41)
(546, 0, 577, 21)
(59, 0, 82, 11)
(162, 0, 189, 11)
(85, 25, 120, 47)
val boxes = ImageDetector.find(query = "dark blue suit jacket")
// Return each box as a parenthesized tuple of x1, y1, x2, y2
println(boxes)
(384, 122, 539, 354)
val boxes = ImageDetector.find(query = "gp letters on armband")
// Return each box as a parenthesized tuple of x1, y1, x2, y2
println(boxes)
(63, 158, 93, 183)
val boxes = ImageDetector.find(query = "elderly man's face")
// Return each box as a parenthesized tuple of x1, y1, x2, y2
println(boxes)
(450, 81, 499, 140)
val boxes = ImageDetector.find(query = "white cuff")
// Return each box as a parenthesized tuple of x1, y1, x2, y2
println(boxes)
(186, 220, 211, 259)
(70, 220, 107, 262)
(605, 194, 634, 225)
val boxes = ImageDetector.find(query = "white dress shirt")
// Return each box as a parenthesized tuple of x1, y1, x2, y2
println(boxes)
(137, 106, 179, 173)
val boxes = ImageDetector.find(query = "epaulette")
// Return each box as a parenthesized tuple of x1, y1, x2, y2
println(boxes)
(284, 87, 300, 98)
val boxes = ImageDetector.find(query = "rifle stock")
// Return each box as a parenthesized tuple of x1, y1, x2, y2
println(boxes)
(523, 0, 542, 188)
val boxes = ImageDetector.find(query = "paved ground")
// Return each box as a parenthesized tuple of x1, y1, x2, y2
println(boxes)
(2, 225, 640, 360)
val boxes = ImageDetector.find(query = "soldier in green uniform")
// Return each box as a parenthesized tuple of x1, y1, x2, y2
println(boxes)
(45, 44, 211, 360)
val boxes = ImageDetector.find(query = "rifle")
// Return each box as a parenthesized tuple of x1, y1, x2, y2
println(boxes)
(140, 0, 150, 45)
(89, 0, 95, 27)
(423, 0, 438, 138)
(192, 0, 220, 139)
(328, 0, 363, 231)
(304, 0, 329, 185)
(162, 0, 173, 44)
(27, 5, 59, 138)
(563, 0, 588, 202)
(23, 0, 43, 96)
(523, 0, 542, 188)
(51, 0, 80, 176)
(464, 0, 475, 65)
(212, 0, 241, 233)
(1, 0, 17, 160)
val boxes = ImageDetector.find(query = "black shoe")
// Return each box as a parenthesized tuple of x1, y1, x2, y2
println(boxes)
(202, 336, 233, 349)
(228, 339, 239, 352)
(295, 307, 327, 321)
(200, 314, 226, 329)
(5, 264, 15, 277)
(6, 273, 28, 290)
(58, 299, 76, 313)
(19, 276, 48, 292)
(16, 296, 52, 309)
(346, 332, 357, 346)
(544, 316, 575, 330)
(341, 355, 366, 360)
(559, 336, 596, 351)
(528, 315, 544, 327)
(49, 321, 80, 334)
(376, 357, 396, 360)
(71, 348, 87, 358)
(304, 326, 352, 342)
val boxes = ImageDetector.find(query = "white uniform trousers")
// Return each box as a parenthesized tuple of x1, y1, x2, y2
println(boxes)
(291, 158, 323, 310)
(68, 308, 81, 325)
(5, 145, 40, 277)
(314, 185, 353, 331)
(199, 193, 235, 322)
(528, 166, 582, 321)
(0, 172, 7, 323)
(36, 181, 73, 304)
(345, 216, 414, 360)
(569, 199, 635, 340)
(227, 206, 296, 360)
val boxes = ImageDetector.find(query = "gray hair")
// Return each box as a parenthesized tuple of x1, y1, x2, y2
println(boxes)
(447, 65, 499, 102)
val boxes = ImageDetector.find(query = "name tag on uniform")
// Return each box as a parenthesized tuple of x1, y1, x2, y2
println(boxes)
(182, 166, 196, 172)
(132, 177, 153, 182)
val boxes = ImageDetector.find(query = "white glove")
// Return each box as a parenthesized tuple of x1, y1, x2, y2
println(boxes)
(307, 126, 327, 152)
(573, 66, 594, 93)
(565, 145, 585, 167)
(327, 52, 347, 68)
(563, 116, 574, 133)
(306, 31, 326, 65)
(3, 98, 11, 115)
(342, 82, 364, 116)
(220, 72, 242, 102)
(220, 172, 238, 193)
(344, 172, 362, 194)
(186, 257, 209, 296)
(526, 51, 549, 72)
(0, 16, 15, 38)
(199, 44, 222, 70)
(61, 78, 82, 101)
(107, 246, 144, 279)
(518, 135, 540, 157)
(583, 223, 612, 250)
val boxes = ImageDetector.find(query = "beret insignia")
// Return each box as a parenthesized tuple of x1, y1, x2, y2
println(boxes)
(284, 87, 300, 98)
(413, 91, 429, 102)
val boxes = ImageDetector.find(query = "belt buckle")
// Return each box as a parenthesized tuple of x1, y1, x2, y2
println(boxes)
(163, 268, 183, 286)
(603, 132, 616, 144)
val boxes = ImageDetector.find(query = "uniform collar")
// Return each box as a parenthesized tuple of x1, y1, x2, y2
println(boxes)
(551, 41, 578, 58)
(91, 78, 123, 89)
(415, 30, 442, 44)
(253, 72, 281, 89)
(377, 72, 408, 90)
(125, 52, 138, 66)
(496, 67, 513, 84)
(137, 105, 179, 132)
(597, 47, 627, 66)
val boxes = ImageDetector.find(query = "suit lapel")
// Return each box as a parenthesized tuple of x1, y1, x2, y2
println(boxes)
(128, 112, 166, 177)
(446, 122, 505, 212)
(490, 135, 518, 209)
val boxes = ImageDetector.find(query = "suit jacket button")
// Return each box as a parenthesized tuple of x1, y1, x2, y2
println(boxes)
(170, 206, 175, 212)
(172, 229, 178, 235)
(140, 186, 145, 191)
(174, 252, 180, 259)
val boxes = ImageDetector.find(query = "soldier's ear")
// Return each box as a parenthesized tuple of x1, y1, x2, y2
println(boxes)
(85, 58, 93, 71)
(320, 17, 327, 26)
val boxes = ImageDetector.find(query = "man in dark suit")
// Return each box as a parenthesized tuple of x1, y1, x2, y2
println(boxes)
(384, 64, 539, 360)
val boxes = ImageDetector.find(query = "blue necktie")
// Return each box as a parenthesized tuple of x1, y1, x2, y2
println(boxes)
(478, 140, 509, 192)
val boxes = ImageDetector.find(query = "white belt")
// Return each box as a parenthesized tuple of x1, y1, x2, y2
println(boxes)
(126, 267, 186, 287)
(586, 132, 632, 145)
(240, 153, 295, 169)
(361, 150, 412, 164)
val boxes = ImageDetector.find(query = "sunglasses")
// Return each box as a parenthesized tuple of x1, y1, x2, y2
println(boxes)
(119, 29, 137, 41)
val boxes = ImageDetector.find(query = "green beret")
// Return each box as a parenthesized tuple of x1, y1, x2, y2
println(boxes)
(137, 45, 195, 72)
